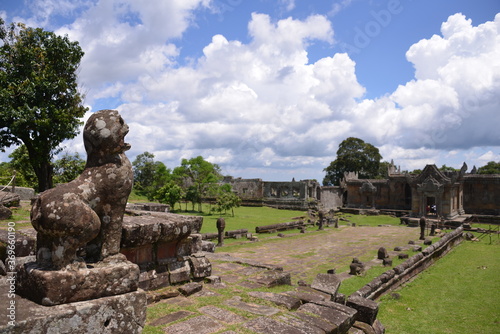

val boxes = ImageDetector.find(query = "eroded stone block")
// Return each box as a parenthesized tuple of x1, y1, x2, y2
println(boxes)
(311, 273, 341, 299)
(168, 260, 191, 284)
(1, 290, 146, 333)
(16, 255, 139, 306)
(346, 295, 379, 325)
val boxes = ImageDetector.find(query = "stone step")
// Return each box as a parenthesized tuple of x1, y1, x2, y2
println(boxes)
(248, 291, 302, 310)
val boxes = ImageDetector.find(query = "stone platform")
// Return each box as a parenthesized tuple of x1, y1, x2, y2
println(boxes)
(0, 277, 146, 333)
(16, 254, 139, 306)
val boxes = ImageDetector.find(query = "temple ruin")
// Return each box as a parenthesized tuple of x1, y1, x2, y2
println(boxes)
(223, 162, 499, 218)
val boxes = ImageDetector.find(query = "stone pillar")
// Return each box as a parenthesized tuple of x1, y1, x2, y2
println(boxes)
(419, 216, 426, 240)
(216, 217, 226, 247)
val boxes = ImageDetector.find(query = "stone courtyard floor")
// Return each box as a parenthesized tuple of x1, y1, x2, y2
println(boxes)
(145, 224, 423, 333)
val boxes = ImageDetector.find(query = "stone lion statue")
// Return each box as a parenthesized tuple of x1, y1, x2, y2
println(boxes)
(31, 109, 133, 269)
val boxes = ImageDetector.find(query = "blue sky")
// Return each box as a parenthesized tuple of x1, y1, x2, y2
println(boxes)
(1, 0, 499, 182)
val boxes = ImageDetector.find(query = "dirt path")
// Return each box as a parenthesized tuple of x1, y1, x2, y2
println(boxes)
(218, 225, 419, 282)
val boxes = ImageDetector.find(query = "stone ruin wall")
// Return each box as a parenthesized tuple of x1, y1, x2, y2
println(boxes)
(319, 186, 344, 211)
(463, 175, 500, 215)
(0, 186, 35, 201)
(224, 178, 264, 201)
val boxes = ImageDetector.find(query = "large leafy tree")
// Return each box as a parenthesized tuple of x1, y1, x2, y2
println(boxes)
(8, 145, 38, 188)
(477, 161, 500, 174)
(53, 151, 85, 185)
(132, 151, 171, 200)
(0, 19, 88, 192)
(174, 156, 222, 212)
(323, 137, 382, 185)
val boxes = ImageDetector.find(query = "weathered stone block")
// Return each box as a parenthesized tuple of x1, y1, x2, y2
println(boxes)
(298, 302, 353, 334)
(253, 270, 291, 288)
(165, 315, 223, 334)
(201, 240, 216, 252)
(0, 228, 36, 261)
(293, 310, 338, 333)
(190, 234, 203, 254)
(121, 216, 162, 248)
(352, 321, 376, 334)
(121, 244, 153, 265)
(178, 282, 202, 296)
(168, 260, 191, 284)
(311, 273, 341, 299)
(346, 296, 379, 325)
(243, 316, 306, 334)
(0, 205, 11, 220)
(176, 237, 193, 257)
(159, 218, 197, 243)
(224, 296, 280, 316)
(156, 241, 177, 262)
(148, 310, 194, 326)
(377, 247, 388, 260)
(204, 275, 221, 284)
(149, 270, 171, 290)
(248, 291, 302, 310)
(199, 306, 247, 324)
(0, 191, 20, 207)
(16, 255, 140, 306)
(284, 288, 329, 304)
(277, 314, 325, 334)
(189, 255, 212, 279)
(310, 299, 358, 319)
(0, 289, 146, 333)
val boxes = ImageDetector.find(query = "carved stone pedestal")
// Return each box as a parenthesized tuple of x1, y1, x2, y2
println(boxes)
(0, 288, 146, 334)
(16, 254, 139, 306)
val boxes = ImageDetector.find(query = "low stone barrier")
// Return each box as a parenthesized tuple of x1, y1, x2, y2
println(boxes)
(255, 221, 305, 233)
(345, 226, 464, 329)
(0, 186, 35, 201)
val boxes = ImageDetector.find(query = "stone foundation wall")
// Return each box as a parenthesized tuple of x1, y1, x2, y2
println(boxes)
(120, 212, 212, 290)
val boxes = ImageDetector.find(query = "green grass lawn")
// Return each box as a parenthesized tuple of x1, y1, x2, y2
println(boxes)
(377, 239, 500, 334)
(179, 204, 308, 234)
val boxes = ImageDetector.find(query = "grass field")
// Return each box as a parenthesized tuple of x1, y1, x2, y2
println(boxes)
(377, 238, 500, 334)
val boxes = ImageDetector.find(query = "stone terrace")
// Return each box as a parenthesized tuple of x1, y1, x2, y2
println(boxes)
(144, 224, 423, 333)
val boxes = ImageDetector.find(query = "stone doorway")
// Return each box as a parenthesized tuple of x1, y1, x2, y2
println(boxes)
(426, 196, 437, 216)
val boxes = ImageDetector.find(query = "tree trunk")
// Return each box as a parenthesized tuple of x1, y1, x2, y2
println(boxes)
(24, 141, 54, 192)
(33, 161, 53, 192)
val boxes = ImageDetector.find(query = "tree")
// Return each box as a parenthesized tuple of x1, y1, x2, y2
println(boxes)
(0, 19, 88, 192)
(8, 145, 37, 188)
(155, 182, 183, 211)
(377, 161, 391, 179)
(53, 151, 85, 185)
(477, 161, 500, 174)
(132, 152, 171, 200)
(323, 137, 382, 185)
(174, 156, 222, 212)
(439, 164, 458, 173)
(213, 184, 241, 217)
